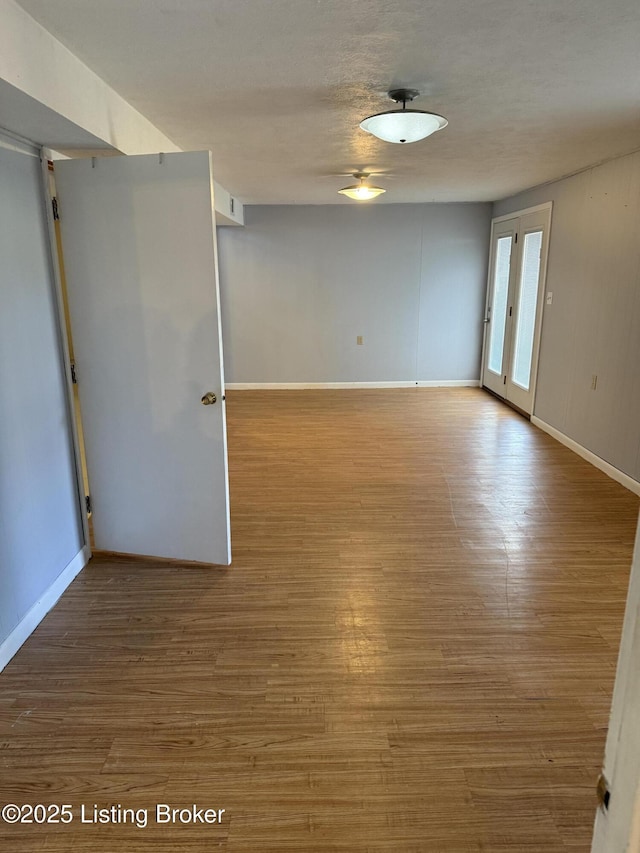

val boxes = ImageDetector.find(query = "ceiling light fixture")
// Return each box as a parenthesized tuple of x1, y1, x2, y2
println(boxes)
(338, 172, 386, 201)
(359, 88, 447, 144)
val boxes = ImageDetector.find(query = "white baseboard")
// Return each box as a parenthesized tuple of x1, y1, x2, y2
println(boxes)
(531, 416, 640, 496)
(226, 380, 480, 390)
(0, 546, 90, 673)
(417, 380, 480, 388)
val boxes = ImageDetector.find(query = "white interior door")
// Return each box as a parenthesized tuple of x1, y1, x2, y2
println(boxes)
(482, 205, 552, 415)
(55, 151, 231, 565)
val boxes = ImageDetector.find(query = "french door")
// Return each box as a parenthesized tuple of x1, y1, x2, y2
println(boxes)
(482, 204, 552, 415)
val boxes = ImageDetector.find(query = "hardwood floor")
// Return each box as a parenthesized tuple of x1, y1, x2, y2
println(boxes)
(1, 388, 638, 852)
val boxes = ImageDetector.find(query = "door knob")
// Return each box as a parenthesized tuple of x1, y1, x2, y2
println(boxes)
(201, 392, 217, 405)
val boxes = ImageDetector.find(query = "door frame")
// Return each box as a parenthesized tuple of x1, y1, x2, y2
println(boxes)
(591, 515, 640, 851)
(39, 148, 91, 554)
(480, 201, 553, 416)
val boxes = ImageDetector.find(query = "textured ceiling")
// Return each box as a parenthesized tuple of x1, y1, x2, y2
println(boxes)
(16, 0, 640, 204)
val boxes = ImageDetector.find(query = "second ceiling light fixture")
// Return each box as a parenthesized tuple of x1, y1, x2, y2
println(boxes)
(339, 88, 448, 200)
(338, 172, 386, 201)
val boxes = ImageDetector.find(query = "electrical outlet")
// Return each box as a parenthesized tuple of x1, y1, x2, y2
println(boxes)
(356, 335, 363, 345)
(591, 374, 598, 390)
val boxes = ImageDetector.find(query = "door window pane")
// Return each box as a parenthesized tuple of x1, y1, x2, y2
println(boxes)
(512, 230, 543, 390)
(488, 235, 512, 375)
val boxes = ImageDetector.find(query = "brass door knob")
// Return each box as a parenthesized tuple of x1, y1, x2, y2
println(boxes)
(201, 392, 217, 405)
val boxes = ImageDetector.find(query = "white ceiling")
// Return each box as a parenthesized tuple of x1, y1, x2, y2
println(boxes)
(16, 0, 640, 205)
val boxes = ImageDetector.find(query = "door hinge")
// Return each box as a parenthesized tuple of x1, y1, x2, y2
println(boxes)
(52, 197, 59, 221)
(503, 375, 507, 385)
(509, 306, 513, 317)
(596, 773, 611, 812)
(515, 231, 518, 244)
(70, 362, 78, 384)
(85, 495, 92, 515)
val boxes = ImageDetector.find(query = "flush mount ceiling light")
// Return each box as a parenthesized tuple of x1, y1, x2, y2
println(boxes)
(338, 172, 386, 201)
(359, 88, 448, 144)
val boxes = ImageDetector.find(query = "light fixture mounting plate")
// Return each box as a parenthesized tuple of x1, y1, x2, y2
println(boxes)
(388, 88, 420, 104)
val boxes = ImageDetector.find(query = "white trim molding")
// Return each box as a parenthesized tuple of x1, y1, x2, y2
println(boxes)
(532, 416, 640, 496)
(491, 201, 553, 225)
(0, 546, 90, 673)
(226, 380, 481, 390)
(0, 126, 39, 157)
(417, 380, 480, 388)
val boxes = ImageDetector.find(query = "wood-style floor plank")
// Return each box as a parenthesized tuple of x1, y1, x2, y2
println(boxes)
(1, 388, 638, 851)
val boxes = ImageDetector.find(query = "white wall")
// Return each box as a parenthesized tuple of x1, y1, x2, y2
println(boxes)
(0, 0, 180, 156)
(217, 203, 491, 384)
(0, 140, 85, 667)
(494, 150, 640, 483)
(214, 181, 244, 227)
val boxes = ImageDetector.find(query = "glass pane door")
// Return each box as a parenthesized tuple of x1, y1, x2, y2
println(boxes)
(512, 230, 543, 390)
(482, 206, 551, 415)
(481, 219, 518, 399)
(487, 235, 512, 375)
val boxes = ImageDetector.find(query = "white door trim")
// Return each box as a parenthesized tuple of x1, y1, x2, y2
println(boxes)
(0, 126, 39, 157)
(491, 201, 553, 224)
(591, 515, 640, 851)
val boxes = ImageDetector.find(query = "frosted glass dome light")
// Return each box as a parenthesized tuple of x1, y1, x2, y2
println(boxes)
(360, 88, 448, 144)
(338, 172, 386, 201)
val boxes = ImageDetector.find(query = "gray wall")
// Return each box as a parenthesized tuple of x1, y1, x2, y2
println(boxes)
(494, 150, 640, 481)
(0, 144, 83, 652)
(217, 203, 491, 383)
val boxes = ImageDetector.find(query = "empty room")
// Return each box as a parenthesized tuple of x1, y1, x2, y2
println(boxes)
(1, 1, 640, 851)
